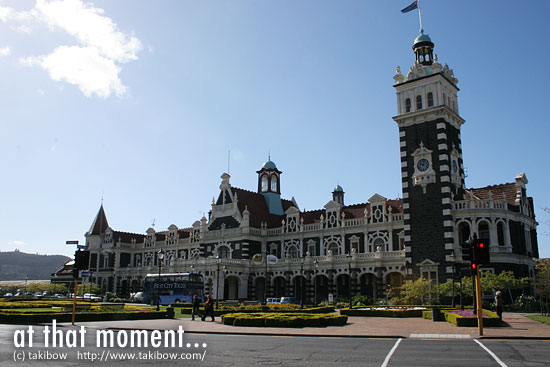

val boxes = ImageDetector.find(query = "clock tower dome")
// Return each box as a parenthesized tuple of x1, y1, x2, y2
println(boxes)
(393, 29, 466, 282)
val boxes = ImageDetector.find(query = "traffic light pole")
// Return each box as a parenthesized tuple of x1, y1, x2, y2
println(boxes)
(475, 267, 483, 336)
(72, 276, 78, 326)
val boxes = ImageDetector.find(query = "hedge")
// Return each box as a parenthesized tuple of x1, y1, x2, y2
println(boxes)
(443, 310, 502, 327)
(340, 308, 425, 317)
(176, 306, 334, 316)
(221, 312, 347, 327)
(0, 310, 168, 324)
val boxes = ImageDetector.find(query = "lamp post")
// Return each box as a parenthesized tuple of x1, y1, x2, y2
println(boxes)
(25, 274, 28, 295)
(53, 274, 57, 296)
(190, 264, 195, 274)
(449, 250, 456, 307)
(215, 256, 221, 309)
(348, 252, 353, 310)
(313, 260, 318, 306)
(156, 250, 164, 311)
(300, 257, 305, 309)
(263, 250, 268, 305)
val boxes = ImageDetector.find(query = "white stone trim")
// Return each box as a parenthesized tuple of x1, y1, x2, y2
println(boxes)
(441, 176, 450, 182)
(437, 133, 447, 140)
(445, 243, 454, 250)
(403, 203, 409, 209)
(403, 192, 409, 199)
(399, 130, 406, 137)
(436, 123, 446, 130)
(444, 220, 453, 227)
(438, 143, 448, 150)
(443, 209, 451, 215)
(441, 187, 451, 193)
(439, 154, 448, 161)
(400, 140, 407, 147)
(444, 232, 454, 238)
(442, 198, 451, 204)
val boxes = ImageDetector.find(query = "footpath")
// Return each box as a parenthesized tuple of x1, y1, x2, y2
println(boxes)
(59, 312, 550, 339)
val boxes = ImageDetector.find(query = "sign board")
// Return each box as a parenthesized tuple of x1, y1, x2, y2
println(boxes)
(77, 245, 87, 249)
(267, 254, 278, 265)
(328, 293, 334, 303)
(66, 240, 79, 245)
(80, 271, 93, 278)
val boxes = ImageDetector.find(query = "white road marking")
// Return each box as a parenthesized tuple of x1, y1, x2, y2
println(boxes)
(474, 339, 509, 367)
(381, 338, 402, 367)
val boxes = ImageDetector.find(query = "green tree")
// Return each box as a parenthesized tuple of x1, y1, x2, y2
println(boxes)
(389, 277, 436, 305)
(535, 258, 550, 315)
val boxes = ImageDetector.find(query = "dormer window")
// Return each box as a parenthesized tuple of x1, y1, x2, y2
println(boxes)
(416, 95, 423, 110)
(261, 176, 268, 192)
(427, 92, 433, 107)
(405, 98, 411, 112)
(270, 176, 277, 192)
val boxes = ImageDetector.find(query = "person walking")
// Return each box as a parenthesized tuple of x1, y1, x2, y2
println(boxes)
(201, 295, 215, 322)
(495, 290, 503, 320)
(191, 295, 201, 321)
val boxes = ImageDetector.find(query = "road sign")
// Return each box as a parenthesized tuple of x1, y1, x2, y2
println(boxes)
(66, 240, 79, 245)
(80, 271, 93, 278)
(267, 254, 278, 265)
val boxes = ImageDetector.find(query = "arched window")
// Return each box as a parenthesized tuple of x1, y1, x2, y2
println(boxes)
(458, 222, 470, 244)
(478, 221, 490, 240)
(270, 176, 277, 192)
(427, 92, 434, 107)
(327, 243, 340, 255)
(218, 246, 230, 259)
(405, 98, 411, 113)
(497, 222, 505, 246)
(288, 246, 298, 258)
(374, 238, 386, 252)
(416, 95, 422, 110)
(261, 176, 268, 192)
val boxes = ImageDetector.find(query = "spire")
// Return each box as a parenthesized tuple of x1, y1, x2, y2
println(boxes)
(87, 204, 109, 235)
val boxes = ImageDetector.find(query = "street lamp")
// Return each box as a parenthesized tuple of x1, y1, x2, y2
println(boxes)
(190, 264, 195, 273)
(313, 260, 319, 306)
(449, 250, 456, 307)
(348, 252, 352, 310)
(300, 257, 305, 309)
(156, 250, 164, 311)
(25, 274, 28, 295)
(53, 274, 57, 296)
(215, 256, 221, 309)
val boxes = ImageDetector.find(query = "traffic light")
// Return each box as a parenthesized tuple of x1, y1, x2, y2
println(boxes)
(473, 239, 490, 265)
(461, 241, 472, 262)
(471, 263, 478, 276)
(74, 250, 90, 270)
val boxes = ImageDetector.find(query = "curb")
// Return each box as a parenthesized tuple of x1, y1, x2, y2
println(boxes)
(478, 336, 550, 340)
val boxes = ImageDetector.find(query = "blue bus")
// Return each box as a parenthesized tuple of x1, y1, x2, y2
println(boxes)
(143, 273, 204, 305)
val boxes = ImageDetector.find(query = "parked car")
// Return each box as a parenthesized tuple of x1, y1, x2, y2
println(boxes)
(53, 294, 65, 298)
(130, 292, 144, 303)
(280, 297, 297, 304)
(4, 293, 13, 297)
(266, 298, 280, 304)
(83, 293, 102, 301)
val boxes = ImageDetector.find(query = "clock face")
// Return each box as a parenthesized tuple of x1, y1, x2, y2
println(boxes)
(417, 158, 430, 172)
(452, 160, 458, 173)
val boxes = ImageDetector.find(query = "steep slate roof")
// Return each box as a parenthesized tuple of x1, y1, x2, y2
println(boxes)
(467, 183, 517, 204)
(87, 205, 109, 235)
(231, 187, 295, 228)
(112, 231, 145, 243)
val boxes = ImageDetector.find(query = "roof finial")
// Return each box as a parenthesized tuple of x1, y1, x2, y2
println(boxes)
(268, 149, 271, 161)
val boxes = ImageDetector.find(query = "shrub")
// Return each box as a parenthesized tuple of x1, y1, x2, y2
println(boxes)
(340, 308, 425, 317)
(221, 312, 347, 327)
(443, 309, 502, 327)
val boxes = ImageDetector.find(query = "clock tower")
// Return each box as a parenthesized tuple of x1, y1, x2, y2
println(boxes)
(393, 29, 466, 283)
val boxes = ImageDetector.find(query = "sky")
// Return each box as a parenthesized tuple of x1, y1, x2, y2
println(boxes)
(1, 0, 549, 259)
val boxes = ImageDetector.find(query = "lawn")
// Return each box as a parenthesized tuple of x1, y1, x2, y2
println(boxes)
(526, 315, 550, 326)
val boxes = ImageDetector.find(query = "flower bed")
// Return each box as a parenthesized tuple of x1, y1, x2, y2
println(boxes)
(340, 307, 426, 317)
(221, 312, 347, 327)
(444, 309, 502, 327)
(0, 310, 168, 324)
(173, 304, 334, 316)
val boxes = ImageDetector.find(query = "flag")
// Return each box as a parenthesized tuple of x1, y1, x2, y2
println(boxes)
(401, 0, 418, 13)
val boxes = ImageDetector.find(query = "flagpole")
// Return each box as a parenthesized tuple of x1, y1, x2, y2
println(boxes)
(418, 0, 423, 31)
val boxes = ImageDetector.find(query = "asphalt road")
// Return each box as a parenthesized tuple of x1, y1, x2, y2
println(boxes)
(0, 324, 549, 367)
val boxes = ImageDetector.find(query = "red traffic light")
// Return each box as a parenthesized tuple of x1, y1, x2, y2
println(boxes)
(471, 263, 477, 269)
(479, 242, 485, 248)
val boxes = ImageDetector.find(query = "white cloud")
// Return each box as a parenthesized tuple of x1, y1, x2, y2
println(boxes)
(35, 0, 141, 63)
(0, 46, 11, 56)
(8, 240, 26, 247)
(29, 45, 126, 98)
(5, 0, 141, 98)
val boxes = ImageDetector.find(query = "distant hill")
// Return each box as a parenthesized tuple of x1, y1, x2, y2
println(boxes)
(0, 251, 71, 281)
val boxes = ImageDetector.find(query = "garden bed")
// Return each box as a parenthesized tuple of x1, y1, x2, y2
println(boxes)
(422, 309, 502, 327)
(340, 307, 427, 317)
(221, 312, 347, 327)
